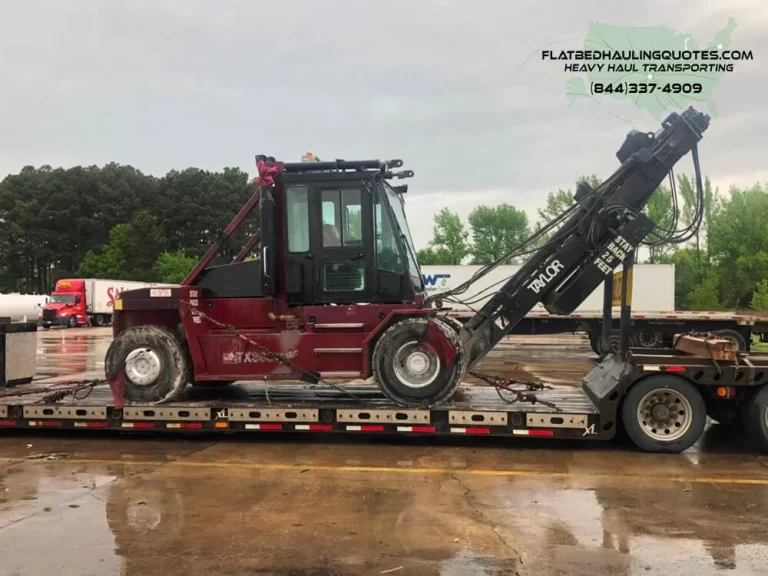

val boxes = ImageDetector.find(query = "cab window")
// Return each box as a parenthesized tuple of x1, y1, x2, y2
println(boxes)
(321, 189, 362, 247)
(286, 185, 310, 252)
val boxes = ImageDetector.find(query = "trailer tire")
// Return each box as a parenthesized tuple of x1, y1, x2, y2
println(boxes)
(589, 329, 620, 357)
(621, 375, 706, 453)
(105, 325, 190, 404)
(744, 386, 768, 453)
(373, 317, 466, 408)
(714, 329, 747, 352)
(633, 331, 663, 349)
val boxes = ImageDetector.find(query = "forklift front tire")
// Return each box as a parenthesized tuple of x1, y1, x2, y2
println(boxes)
(105, 325, 191, 404)
(373, 317, 466, 408)
(621, 375, 706, 453)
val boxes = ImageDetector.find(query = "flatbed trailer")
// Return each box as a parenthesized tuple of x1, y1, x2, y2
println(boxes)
(448, 310, 768, 352)
(3, 348, 768, 452)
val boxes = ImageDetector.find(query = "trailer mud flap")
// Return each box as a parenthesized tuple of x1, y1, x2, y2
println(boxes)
(582, 354, 635, 439)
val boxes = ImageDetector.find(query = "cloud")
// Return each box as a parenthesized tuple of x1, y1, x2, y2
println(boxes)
(0, 0, 764, 250)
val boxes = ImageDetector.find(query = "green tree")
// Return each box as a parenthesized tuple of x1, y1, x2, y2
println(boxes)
(77, 223, 133, 279)
(751, 280, 768, 311)
(644, 185, 676, 263)
(153, 250, 198, 283)
(425, 208, 470, 265)
(468, 204, 531, 265)
(416, 247, 453, 265)
(708, 184, 768, 307)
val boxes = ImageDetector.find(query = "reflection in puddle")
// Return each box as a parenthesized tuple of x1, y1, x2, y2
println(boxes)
(491, 481, 768, 575)
(0, 467, 120, 575)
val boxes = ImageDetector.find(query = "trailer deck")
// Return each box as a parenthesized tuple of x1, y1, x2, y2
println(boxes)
(0, 378, 600, 439)
(3, 342, 768, 450)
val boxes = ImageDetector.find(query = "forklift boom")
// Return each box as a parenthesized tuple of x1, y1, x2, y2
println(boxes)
(458, 107, 709, 369)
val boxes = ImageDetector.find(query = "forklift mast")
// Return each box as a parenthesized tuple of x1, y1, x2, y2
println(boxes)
(458, 107, 710, 369)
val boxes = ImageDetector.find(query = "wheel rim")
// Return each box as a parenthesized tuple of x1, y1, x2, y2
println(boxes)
(125, 347, 163, 387)
(638, 332, 659, 348)
(392, 342, 440, 389)
(636, 388, 693, 441)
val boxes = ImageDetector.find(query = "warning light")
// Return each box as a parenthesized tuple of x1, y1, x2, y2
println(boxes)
(717, 387, 727, 397)
(301, 152, 321, 163)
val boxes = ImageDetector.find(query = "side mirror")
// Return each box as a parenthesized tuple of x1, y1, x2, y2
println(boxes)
(74, 296, 81, 304)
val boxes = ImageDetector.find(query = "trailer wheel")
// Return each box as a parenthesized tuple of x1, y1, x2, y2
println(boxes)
(373, 317, 466, 408)
(621, 375, 706, 453)
(94, 315, 106, 327)
(589, 329, 620, 356)
(744, 386, 768, 453)
(105, 325, 190, 404)
(633, 331, 663, 349)
(714, 329, 747, 352)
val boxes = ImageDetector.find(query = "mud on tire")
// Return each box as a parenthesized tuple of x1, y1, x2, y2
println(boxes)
(105, 325, 190, 404)
(373, 317, 467, 408)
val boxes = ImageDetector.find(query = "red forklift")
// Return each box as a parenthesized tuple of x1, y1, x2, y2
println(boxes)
(97, 106, 768, 453)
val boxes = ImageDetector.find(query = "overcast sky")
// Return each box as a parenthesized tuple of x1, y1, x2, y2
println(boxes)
(0, 0, 765, 248)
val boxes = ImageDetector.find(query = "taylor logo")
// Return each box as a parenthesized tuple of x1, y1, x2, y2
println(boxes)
(527, 260, 565, 294)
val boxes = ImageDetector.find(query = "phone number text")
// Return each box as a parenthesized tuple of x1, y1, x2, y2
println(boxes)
(591, 82, 703, 95)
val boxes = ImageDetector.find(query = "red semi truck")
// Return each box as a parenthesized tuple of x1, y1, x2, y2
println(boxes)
(40, 279, 173, 328)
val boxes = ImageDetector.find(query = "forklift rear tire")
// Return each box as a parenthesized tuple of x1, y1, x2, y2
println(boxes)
(743, 385, 768, 453)
(105, 325, 190, 404)
(373, 317, 466, 408)
(621, 375, 706, 453)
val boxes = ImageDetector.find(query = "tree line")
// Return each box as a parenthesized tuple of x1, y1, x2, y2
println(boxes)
(1, 163, 766, 312)
(416, 174, 768, 312)
(0, 164, 259, 292)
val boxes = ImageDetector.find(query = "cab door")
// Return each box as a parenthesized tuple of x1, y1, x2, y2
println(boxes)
(309, 186, 375, 304)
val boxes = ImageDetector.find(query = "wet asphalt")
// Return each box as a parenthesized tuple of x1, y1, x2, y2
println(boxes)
(1, 328, 767, 575)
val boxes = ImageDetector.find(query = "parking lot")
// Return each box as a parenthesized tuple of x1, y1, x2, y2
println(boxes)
(1, 328, 767, 575)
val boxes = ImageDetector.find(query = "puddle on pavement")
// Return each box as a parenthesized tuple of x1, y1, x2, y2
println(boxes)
(0, 464, 121, 575)
(1, 455, 768, 575)
(35, 329, 112, 379)
(478, 479, 768, 575)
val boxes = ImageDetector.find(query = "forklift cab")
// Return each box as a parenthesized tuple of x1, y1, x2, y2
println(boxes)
(194, 158, 425, 307)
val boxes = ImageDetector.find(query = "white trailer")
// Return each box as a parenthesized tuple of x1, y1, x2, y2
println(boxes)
(420, 263, 675, 312)
(0, 293, 50, 322)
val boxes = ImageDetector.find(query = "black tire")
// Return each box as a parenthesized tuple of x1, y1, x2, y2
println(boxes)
(714, 329, 748, 352)
(621, 375, 707, 453)
(105, 325, 190, 404)
(633, 331, 663, 349)
(68, 316, 78, 328)
(94, 315, 106, 327)
(373, 317, 467, 408)
(589, 329, 620, 357)
(744, 385, 768, 453)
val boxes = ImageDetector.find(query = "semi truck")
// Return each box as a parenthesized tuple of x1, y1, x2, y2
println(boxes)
(420, 264, 768, 352)
(40, 279, 173, 329)
(4, 107, 768, 455)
